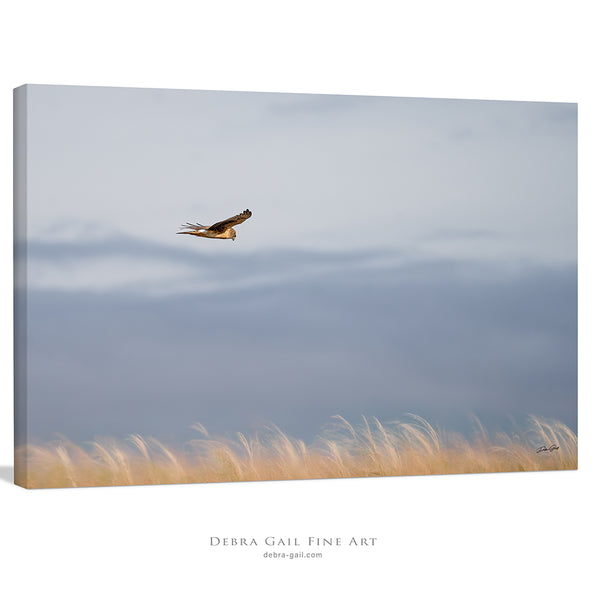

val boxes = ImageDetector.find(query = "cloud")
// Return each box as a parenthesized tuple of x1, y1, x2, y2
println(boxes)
(24, 235, 415, 295)
(21, 255, 577, 445)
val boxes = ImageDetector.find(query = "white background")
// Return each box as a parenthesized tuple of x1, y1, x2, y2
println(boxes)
(1, 1, 598, 598)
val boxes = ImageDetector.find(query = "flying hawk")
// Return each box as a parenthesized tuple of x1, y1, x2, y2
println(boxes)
(177, 209, 252, 240)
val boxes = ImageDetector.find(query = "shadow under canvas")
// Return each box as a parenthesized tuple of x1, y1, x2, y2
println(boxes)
(0, 466, 15, 485)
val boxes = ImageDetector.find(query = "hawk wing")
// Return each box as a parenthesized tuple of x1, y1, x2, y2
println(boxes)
(180, 222, 208, 231)
(208, 209, 252, 233)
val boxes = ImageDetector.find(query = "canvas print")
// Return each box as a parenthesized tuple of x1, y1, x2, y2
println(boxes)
(13, 85, 577, 488)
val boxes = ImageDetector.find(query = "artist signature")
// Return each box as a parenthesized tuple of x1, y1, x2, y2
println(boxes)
(536, 444, 559, 454)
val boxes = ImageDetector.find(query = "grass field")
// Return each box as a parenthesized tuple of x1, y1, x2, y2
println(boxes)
(15, 414, 577, 489)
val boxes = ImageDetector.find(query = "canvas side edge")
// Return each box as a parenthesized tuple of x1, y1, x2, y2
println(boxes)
(14, 85, 29, 488)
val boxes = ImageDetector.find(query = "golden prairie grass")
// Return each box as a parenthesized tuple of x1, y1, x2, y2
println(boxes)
(15, 414, 577, 489)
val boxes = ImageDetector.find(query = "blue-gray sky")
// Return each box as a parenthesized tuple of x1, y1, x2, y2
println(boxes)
(16, 84, 577, 444)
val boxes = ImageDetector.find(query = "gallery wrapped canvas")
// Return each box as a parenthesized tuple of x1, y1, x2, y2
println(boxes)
(13, 84, 577, 488)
